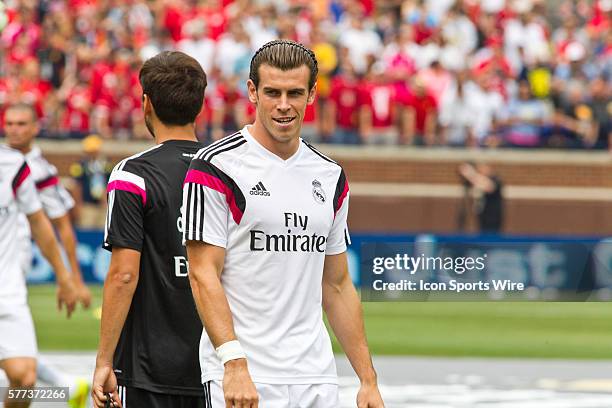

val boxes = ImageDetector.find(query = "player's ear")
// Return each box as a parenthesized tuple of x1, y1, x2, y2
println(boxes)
(142, 94, 152, 114)
(32, 115, 40, 135)
(247, 79, 258, 104)
(307, 82, 317, 105)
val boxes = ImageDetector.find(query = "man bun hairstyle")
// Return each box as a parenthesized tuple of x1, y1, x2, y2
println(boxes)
(249, 39, 318, 91)
(139, 51, 207, 126)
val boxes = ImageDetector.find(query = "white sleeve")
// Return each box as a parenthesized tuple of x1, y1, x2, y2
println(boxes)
(182, 158, 245, 248)
(38, 181, 74, 219)
(182, 181, 229, 248)
(14, 162, 42, 216)
(34, 160, 74, 218)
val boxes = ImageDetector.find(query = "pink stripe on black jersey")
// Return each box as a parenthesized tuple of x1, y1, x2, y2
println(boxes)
(333, 170, 349, 218)
(107, 180, 147, 205)
(35, 175, 60, 190)
(184, 160, 246, 225)
(12, 162, 31, 196)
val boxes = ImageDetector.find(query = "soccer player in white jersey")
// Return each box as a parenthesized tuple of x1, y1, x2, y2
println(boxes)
(183, 40, 385, 407)
(0, 144, 77, 408)
(5, 104, 92, 308)
(4, 103, 92, 408)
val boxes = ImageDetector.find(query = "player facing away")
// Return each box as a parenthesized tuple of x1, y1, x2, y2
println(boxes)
(0, 145, 77, 408)
(91, 51, 208, 408)
(183, 40, 385, 407)
(3, 103, 93, 408)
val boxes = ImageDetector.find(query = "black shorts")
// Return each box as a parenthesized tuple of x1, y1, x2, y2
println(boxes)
(116, 385, 208, 408)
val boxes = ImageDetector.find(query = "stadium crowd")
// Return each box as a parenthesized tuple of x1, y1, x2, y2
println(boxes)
(0, 0, 610, 148)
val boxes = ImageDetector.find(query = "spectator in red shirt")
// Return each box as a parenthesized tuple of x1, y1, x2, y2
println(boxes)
(197, 0, 228, 41)
(301, 93, 321, 143)
(235, 98, 256, 131)
(2, 5, 41, 58)
(16, 58, 52, 130)
(209, 75, 245, 140)
(402, 77, 438, 145)
(162, 0, 188, 42)
(58, 75, 92, 138)
(473, 36, 515, 79)
(114, 63, 143, 138)
(90, 50, 141, 139)
(328, 62, 361, 144)
(359, 64, 400, 145)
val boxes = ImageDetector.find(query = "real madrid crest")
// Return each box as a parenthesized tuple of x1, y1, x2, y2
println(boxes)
(312, 179, 326, 204)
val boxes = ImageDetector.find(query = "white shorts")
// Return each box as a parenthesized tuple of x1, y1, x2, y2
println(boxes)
(206, 380, 339, 408)
(0, 304, 38, 361)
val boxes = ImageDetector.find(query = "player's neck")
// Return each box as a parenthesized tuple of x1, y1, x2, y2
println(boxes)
(249, 123, 299, 161)
(13, 145, 32, 154)
(152, 123, 198, 144)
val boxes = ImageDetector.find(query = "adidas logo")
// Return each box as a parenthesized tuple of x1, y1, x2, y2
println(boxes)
(249, 181, 270, 196)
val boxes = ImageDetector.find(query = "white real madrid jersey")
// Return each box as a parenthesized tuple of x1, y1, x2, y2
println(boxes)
(0, 146, 42, 309)
(182, 126, 350, 384)
(23, 146, 75, 219)
(16, 146, 75, 267)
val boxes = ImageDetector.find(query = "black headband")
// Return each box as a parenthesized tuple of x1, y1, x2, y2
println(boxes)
(250, 39, 318, 74)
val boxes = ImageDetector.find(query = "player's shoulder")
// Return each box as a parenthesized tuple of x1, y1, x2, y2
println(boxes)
(192, 131, 247, 168)
(111, 143, 164, 176)
(300, 139, 343, 172)
(26, 146, 58, 176)
(25, 145, 43, 160)
(0, 145, 26, 168)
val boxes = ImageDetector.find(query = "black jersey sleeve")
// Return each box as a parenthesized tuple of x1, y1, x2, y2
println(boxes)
(103, 164, 146, 252)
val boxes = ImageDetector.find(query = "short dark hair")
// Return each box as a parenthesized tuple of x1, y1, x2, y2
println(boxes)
(139, 51, 207, 126)
(249, 40, 318, 91)
(5, 103, 37, 122)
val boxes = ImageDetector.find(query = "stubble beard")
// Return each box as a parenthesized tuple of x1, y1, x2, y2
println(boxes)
(144, 113, 155, 138)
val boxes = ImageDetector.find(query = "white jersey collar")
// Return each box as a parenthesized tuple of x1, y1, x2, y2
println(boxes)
(241, 125, 303, 167)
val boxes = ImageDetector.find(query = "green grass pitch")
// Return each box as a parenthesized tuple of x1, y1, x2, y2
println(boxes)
(29, 284, 612, 359)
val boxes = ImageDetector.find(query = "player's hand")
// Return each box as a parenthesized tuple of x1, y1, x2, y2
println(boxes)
(92, 365, 122, 408)
(458, 163, 476, 179)
(74, 280, 92, 309)
(56, 278, 78, 318)
(356, 382, 385, 408)
(223, 359, 259, 407)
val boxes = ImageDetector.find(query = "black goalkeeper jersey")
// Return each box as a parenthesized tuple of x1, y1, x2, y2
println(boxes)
(103, 140, 203, 396)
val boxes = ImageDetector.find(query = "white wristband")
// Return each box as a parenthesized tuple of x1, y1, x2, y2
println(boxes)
(216, 340, 246, 364)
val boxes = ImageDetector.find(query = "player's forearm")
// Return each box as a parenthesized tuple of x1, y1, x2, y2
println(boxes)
(96, 263, 139, 366)
(188, 265, 238, 348)
(28, 211, 71, 283)
(471, 173, 495, 193)
(324, 278, 377, 385)
(186, 242, 239, 348)
(53, 215, 85, 283)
